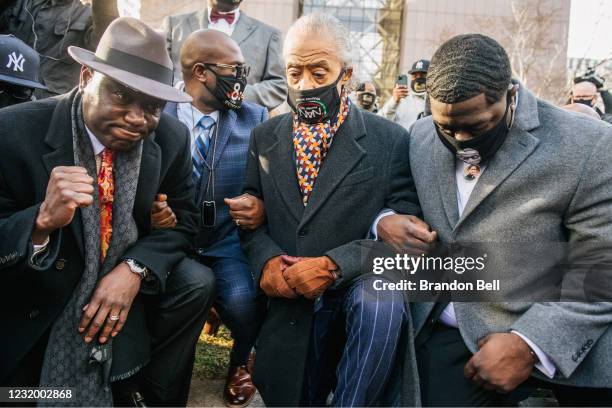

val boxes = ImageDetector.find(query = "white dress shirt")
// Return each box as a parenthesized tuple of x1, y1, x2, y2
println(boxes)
(176, 100, 219, 154)
(208, 8, 240, 37)
(372, 160, 556, 379)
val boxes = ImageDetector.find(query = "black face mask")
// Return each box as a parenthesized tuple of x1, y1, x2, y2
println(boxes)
(287, 70, 344, 124)
(357, 92, 376, 110)
(411, 77, 427, 94)
(573, 97, 594, 107)
(435, 92, 513, 165)
(204, 68, 247, 111)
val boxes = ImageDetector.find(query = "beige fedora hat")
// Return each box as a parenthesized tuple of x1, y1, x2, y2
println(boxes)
(68, 17, 191, 103)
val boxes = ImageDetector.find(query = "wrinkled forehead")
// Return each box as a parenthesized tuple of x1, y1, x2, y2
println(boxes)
(284, 31, 343, 69)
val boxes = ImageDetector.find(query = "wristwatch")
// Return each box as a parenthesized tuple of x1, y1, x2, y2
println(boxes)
(123, 258, 149, 280)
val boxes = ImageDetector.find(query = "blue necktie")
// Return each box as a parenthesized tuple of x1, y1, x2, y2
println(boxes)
(192, 115, 216, 184)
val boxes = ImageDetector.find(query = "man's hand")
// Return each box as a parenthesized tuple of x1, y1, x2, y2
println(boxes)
(33, 166, 94, 244)
(260, 255, 301, 298)
(283, 256, 337, 299)
(225, 193, 265, 230)
(464, 333, 537, 393)
(377, 214, 437, 254)
(78, 262, 142, 344)
(392, 84, 409, 104)
(151, 193, 177, 229)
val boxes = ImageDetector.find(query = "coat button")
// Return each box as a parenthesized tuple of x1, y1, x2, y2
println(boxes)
(289, 319, 297, 326)
(29, 309, 40, 319)
(298, 229, 308, 238)
(55, 258, 67, 270)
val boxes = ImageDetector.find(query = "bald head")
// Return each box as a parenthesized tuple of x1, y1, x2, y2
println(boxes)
(562, 103, 601, 120)
(180, 29, 244, 79)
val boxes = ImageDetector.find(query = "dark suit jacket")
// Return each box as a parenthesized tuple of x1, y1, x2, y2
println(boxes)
(164, 101, 267, 257)
(0, 90, 198, 382)
(240, 107, 421, 405)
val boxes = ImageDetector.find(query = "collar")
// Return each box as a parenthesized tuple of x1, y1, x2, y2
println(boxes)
(208, 7, 241, 26)
(85, 126, 105, 156)
(177, 101, 219, 131)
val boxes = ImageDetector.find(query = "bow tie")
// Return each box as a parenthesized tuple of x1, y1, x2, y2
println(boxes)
(210, 10, 236, 24)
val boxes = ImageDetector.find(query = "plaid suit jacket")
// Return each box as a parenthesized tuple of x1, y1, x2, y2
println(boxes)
(165, 100, 268, 257)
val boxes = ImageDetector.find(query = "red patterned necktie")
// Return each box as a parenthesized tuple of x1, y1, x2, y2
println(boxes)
(293, 93, 350, 205)
(98, 148, 114, 261)
(210, 9, 236, 24)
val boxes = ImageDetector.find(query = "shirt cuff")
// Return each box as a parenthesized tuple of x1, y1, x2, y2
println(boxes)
(370, 209, 397, 240)
(511, 330, 556, 379)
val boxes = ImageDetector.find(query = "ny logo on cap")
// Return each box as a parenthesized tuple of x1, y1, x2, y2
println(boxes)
(416, 61, 424, 70)
(6, 52, 25, 72)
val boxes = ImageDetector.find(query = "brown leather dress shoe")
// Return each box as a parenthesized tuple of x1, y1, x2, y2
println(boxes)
(224, 365, 256, 407)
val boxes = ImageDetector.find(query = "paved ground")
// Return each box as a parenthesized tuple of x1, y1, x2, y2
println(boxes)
(188, 377, 265, 408)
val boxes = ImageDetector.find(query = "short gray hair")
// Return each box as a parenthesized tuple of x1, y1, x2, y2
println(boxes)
(283, 13, 353, 68)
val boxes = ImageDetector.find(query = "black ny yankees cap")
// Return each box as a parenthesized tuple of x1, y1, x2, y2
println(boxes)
(0, 35, 46, 89)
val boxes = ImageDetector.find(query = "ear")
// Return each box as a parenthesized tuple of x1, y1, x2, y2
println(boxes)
(79, 66, 93, 91)
(193, 63, 208, 84)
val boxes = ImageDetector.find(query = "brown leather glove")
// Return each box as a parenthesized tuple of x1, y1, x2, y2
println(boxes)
(260, 256, 299, 298)
(282, 256, 338, 299)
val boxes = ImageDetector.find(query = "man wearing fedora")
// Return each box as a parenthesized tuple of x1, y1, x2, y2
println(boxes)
(0, 35, 47, 108)
(162, 0, 286, 111)
(0, 17, 214, 407)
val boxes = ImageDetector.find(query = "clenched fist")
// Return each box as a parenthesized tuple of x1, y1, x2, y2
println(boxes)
(33, 166, 94, 244)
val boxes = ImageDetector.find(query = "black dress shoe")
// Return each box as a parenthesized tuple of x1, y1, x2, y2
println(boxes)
(113, 391, 148, 407)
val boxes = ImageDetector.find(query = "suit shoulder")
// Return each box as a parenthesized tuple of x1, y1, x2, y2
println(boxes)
(536, 101, 612, 150)
(361, 109, 409, 143)
(0, 98, 58, 145)
(241, 101, 267, 116)
(167, 10, 199, 25)
(155, 112, 190, 149)
(242, 13, 282, 36)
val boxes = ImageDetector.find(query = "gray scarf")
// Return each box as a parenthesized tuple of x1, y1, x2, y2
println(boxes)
(38, 91, 143, 406)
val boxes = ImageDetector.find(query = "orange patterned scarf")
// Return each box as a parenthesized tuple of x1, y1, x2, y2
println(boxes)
(292, 90, 350, 205)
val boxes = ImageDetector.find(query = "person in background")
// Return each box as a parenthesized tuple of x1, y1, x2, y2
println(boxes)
(162, 0, 286, 111)
(152, 28, 267, 408)
(378, 58, 429, 129)
(574, 68, 612, 115)
(351, 80, 378, 113)
(0, 34, 46, 108)
(571, 79, 612, 124)
(0, 0, 119, 98)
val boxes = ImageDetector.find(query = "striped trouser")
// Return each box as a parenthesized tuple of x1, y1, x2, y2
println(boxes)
(304, 276, 407, 407)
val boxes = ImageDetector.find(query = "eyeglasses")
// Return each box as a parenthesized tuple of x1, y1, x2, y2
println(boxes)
(0, 83, 34, 100)
(199, 62, 250, 80)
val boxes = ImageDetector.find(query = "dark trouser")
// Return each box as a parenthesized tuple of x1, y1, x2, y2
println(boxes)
(4, 257, 214, 408)
(416, 324, 612, 407)
(197, 253, 266, 367)
(139, 257, 215, 406)
(303, 277, 406, 407)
